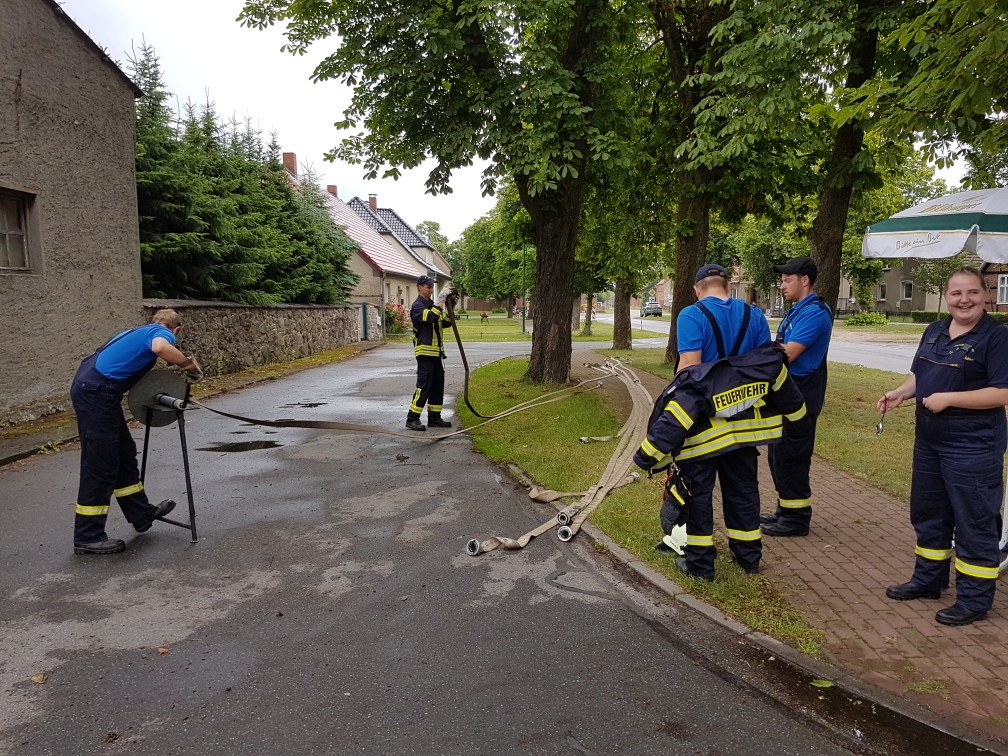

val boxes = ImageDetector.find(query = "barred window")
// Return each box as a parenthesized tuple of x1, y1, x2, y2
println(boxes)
(0, 192, 30, 270)
(998, 275, 1008, 305)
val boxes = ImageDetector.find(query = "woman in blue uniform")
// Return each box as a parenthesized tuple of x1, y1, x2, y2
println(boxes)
(878, 267, 1008, 626)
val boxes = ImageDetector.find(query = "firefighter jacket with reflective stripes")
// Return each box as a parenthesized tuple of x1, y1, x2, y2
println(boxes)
(411, 295, 450, 358)
(634, 343, 808, 472)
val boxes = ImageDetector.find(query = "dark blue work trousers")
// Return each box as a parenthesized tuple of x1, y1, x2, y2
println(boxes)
(71, 359, 153, 544)
(910, 414, 1005, 613)
(767, 415, 817, 528)
(680, 446, 762, 579)
(407, 356, 445, 421)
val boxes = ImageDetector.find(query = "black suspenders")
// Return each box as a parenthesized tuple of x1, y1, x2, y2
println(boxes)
(695, 301, 752, 360)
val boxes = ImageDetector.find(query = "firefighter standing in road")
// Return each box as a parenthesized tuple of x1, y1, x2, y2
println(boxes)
(879, 267, 1008, 626)
(760, 257, 833, 537)
(643, 264, 777, 580)
(406, 275, 453, 431)
(72, 308, 203, 555)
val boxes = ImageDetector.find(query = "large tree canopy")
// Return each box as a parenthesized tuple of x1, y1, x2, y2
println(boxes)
(240, 0, 640, 382)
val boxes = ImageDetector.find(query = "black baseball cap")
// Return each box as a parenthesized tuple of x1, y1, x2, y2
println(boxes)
(773, 256, 817, 279)
(416, 275, 436, 287)
(694, 264, 728, 283)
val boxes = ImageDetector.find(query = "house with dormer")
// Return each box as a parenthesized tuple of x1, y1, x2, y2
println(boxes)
(348, 195, 452, 303)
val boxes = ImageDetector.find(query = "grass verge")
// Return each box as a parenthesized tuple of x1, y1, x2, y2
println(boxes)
(605, 348, 915, 503)
(388, 317, 653, 344)
(458, 355, 826, 657)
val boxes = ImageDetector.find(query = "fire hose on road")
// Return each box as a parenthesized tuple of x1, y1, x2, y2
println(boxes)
(466, 358, 654, 555)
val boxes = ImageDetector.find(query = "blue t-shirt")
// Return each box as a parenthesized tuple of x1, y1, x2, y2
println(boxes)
(95, 323, 176, 382)
(777, 294, 833, 377)
(677, 297, 771, 364)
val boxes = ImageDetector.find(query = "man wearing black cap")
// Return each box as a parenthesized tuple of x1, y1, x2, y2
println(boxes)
(760, 256, 833, 537)
(669, 263, 772, 579)
(406, 275, 453, 431)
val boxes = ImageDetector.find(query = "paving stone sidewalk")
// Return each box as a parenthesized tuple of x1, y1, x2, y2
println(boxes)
(727, 456, 1008, 741)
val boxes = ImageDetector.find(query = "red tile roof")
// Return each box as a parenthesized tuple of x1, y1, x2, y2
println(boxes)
(323, 194, 419, 277)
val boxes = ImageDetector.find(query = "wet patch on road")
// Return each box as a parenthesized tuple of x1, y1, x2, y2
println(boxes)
(451, 552, 611, 608)
(197, 440, 283, 452)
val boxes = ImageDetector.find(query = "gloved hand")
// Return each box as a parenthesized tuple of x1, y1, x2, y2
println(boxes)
(180, 353, 204, 384)
(435, 284, 452, 304)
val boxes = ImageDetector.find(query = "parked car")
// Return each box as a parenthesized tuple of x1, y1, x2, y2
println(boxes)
(640, 300, 663, 317)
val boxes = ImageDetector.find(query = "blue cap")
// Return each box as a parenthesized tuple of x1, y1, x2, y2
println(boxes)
(416, 275, 436, 287)
(694, 264, 728, 283)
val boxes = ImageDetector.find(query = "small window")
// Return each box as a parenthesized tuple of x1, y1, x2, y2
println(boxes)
(999, 275, 1008, 305)
(902, 281, 913, 300)
(731, 287, 739, 299)
(878, 283, 887, 301)
(0, 192, 30, 270)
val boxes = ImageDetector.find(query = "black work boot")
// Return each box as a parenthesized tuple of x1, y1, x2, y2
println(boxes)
(759, 512, 779, 525)
(427, 416, 452, 428)
(761, 520, 809, 537)
(674, 557, 714, 582)
(406, 419, 427, 431)
(885, 581, 941, 601)
(936, 603, 987, 626)
(74, 539, 126, 555)
(135, 499, 176, 533)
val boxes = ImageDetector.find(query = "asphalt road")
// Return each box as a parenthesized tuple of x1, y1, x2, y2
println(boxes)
(0, 342, 929, 755)
(595, 314, 918, 373)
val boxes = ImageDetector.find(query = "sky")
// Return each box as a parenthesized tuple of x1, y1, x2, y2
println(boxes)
(62, 0, 497, 242)
(63, 1, 966, 244)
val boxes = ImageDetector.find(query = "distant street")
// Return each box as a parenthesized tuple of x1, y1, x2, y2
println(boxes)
(0, 342, 868, 755)
(594, 313, 917, 374)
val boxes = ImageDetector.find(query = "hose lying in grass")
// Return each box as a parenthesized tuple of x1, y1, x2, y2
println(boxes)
(467, 359, 653, 556)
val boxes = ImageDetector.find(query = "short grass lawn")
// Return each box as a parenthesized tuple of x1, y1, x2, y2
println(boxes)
(458, 356, 826, 656)
(604, 348, 916, 503)
(833, 321, 927, 335)
(387, 315, 652, 344)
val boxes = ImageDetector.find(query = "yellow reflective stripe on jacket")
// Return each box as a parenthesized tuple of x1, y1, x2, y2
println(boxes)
(772, 364, 788, 391)
(955, 558, 999, 579)
(686, 534, 714, 547)
(727, 528, 761, 541)
(665, 400, 694, 430)
(682, 415, 780, 447)
(414, 344, 443, 357)
(779, 497, 812, 509)
(76, 503, 110, 516)
(784, 404, 807, 422)
(676, 425, 783, 461)
(915, 545, 953, 561)
(114, 482, 144, 498)
(641, 438, 664, 459)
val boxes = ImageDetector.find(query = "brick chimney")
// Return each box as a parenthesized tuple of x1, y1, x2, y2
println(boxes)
(368, 194, 378, 211)
(282, 152, 297, 176)
(327, 185, 338, 197)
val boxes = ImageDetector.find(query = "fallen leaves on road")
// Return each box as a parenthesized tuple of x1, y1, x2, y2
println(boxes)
(396, 454, 409, 462)
(810, 679, 834, 688)
(157, 647, 170, 655)
(31, 674, 46, 684)
(105, 731, 119, 743)
(276, 611, 283, 617)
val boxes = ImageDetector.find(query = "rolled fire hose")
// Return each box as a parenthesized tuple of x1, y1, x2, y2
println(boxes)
(466, 359, 653, 555)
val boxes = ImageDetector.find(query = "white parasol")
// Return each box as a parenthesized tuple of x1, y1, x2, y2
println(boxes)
(862, 187, 1008, 262)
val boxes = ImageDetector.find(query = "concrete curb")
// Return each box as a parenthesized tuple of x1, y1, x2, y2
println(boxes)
(579, 521, 1005, 755)
(0, 341, 386, 470)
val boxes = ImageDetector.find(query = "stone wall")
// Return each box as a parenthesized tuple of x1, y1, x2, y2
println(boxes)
(0, 0, 144, 426)
(142, 300, 375, 378)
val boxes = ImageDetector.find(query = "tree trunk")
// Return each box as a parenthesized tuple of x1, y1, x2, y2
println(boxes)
(583, 292, 594, 335)
(665, 188, 711, 365)
(571, 294, 582, 331)
(613, 278, 632, 350)
(506, 293, 516, 318)
(810, 5, 880, 313)
(517, 177, 584, 384)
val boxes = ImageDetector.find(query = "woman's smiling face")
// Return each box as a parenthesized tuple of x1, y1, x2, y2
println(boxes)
(944, 272, 985, 325)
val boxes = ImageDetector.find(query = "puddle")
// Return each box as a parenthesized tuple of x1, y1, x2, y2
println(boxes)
(280, 401, 329, 408)
(197, 440, 283, 452)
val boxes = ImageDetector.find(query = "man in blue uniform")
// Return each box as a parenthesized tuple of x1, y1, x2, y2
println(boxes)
(671, 263, 772, 579)
(760, 257, 834, 537)
(880, 268, 1008, 625)
(406, 275, 453, 431)
(72, 309, 203, 555)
